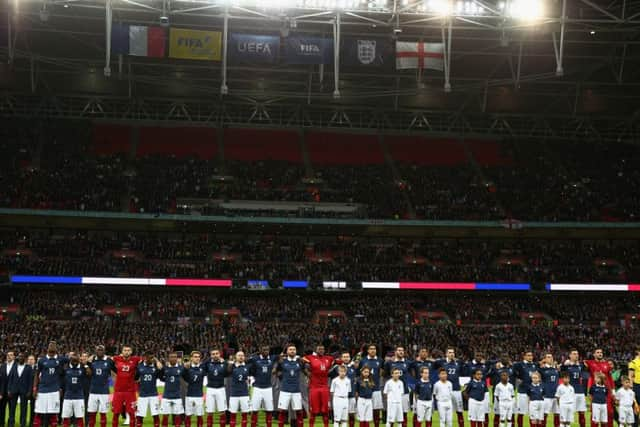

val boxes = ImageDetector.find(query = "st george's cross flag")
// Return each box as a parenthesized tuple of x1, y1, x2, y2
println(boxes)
(395, 41, 444, 70)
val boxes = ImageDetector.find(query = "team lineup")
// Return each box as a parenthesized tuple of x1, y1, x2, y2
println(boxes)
(4, 342, 640, 427)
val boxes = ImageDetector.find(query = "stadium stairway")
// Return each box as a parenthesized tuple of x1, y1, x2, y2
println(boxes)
(459, 137, 506, 218)
(380, 135, 416, 219)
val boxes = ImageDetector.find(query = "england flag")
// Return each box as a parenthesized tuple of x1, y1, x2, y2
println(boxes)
(395, 41, 444, 70)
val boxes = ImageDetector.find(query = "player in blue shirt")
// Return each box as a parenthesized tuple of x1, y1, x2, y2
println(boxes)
(464, 369, 489, 427)
(204, 348, 228, 427)
(248, 346, 277, 427)
(561, 349, 587, 427)
(465, 353, 491, 426)
(33, 341, 69, 427)
(159, 352, 185, 427)
(414, 367, 434, 427)
(182, 351, 205, 427)
(87, 346, 113, 427)
(355, 366, 375, 425)
(61, 354, 91, 427)
(434, 348, 464, 427)
(528, 372, 545, 427)
(512, 351, 537, 427)
(590, 373, 610, 427)
(411, 348, 435, 382)
(357, 344, 384, 426)
(275, 344, 306, 427)
(539, 353, 560, 427)
(135, 352, 163, 427)
(228, 351, 251, 427)
(384, 346, 414, 423)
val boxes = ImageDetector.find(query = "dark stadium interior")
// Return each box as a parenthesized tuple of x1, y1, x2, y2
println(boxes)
(3, 0, 640, 426)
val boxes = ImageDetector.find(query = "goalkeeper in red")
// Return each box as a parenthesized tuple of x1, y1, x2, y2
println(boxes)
(111, 345, 142, 427)
(304, 345, 335, 427)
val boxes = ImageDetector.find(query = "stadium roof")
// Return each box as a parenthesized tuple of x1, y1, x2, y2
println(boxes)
(1, 0, 640, 139)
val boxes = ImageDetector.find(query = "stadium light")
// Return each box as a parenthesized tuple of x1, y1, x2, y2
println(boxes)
(501, 0, 544, 20)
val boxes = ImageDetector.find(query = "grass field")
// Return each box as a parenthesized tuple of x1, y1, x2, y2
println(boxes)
(3, 407, 590, 427)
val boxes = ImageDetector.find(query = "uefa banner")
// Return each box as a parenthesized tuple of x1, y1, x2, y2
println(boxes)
(284, 35, 333, 64)
(229, 33, 280, 64)
(169, 28, 222, 61)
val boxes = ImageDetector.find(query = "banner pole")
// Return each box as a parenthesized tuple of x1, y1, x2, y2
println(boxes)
(104, 0, 112, 77)
(221, 4, 229, 95)
(333, 11, 340, 99)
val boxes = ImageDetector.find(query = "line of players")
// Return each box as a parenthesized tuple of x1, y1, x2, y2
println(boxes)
(25, 341, 635, 427)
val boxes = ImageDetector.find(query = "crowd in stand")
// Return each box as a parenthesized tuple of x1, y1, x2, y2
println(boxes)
(3, 120, 640, 221)
(1, 287, 640, 362)
(2, 229, 639, 283)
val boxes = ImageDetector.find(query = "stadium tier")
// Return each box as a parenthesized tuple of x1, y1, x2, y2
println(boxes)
(3, 121, 640, 221)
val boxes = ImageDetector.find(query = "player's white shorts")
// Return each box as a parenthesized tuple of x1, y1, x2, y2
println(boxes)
(451, 391, 464, 413)
(229, 396, 250, 413)
(498, 401, 514, 421)
(619, 405, 635, 425)
(137, 396, 160, 417)
(386, 402, 403, 423)
(88, 394, 110, 414)
(372, 391, 384, 410)
(205, 387, 227, 413)
(357, 398, 373, 422)
(185, 397, 204, 417)
(348, 397, 356, 414)
(437, 401, 453, 427)
(333, 397, 349, 421)
(62, 399, 85, 418)
(544, 397, 559, 414)
(529, 401, 544, 421)
(575, 394, 587, 412)
(278, 391, 302, 411)
(592, 403, 608, 423)
(35, 391, 61, 414)
(468, 398, 485, 422)
(415, 400, 433, 423)
(558, 403, 575, 423)
(160, 398, 185, 415)
(515, 393, 529, 415)
(483, 391, 491, 413)
(251, 387, 274, 411)
(401, 394, 410, 413)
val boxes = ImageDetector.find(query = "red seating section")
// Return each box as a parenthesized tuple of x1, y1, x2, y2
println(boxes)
(137, 127, 217, 159)
(91, 124, 132, 155)
(467, 139, 514, 166)
(386, 136, 467, 166)
(306, 132, 384, 165)
(224, 128, 302, 163)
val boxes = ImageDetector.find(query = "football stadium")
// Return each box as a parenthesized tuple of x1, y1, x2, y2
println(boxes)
(1, 0, 640, 426)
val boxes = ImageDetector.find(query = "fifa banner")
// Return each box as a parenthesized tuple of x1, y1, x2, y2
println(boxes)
(547, 283, 640, 291)
(169, 28, 222, 61)
(342, 37, 393, 69)
(229, 33, 280, 64)
(362, 282, 531, 291)
(284, 35, 333, 65)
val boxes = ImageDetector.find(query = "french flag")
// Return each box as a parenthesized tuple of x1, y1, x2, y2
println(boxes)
(112, 23, 165, 58)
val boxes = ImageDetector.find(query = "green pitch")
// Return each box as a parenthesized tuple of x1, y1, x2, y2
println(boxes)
(2, 408, 585, 427)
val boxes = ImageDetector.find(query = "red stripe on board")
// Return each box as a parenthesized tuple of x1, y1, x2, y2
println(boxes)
(628, 284, 640, 291)
(165, 279, 232, 287)
(147, 26, 166, 58)
(396, 52, 444, 59)
(399, 282, 476, 290)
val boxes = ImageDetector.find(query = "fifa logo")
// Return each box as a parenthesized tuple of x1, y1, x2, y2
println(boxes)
(299, 44, 320, 54)
(177, 36, 212, 48)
